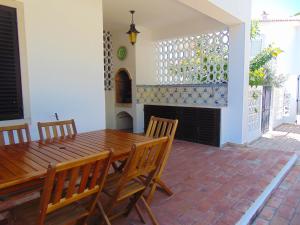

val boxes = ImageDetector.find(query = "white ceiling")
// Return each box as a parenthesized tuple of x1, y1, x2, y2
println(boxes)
(103, 0, 223, 32)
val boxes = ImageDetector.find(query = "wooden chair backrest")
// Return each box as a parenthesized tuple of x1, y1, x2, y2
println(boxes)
(37, 119, 77, 141)
(145, 116, 178, 141)
(37, 150, 113, 225)
(116, 137, 169, 195)
(0, 124, 31, 146)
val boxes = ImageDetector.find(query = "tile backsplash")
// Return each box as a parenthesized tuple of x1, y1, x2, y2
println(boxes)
(136, 84, 228, 107)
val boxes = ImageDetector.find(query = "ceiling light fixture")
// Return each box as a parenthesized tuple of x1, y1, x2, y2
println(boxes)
(127, 10, 140, 45)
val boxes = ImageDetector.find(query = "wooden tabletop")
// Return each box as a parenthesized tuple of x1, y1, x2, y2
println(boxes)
(0, 129, 150, 194)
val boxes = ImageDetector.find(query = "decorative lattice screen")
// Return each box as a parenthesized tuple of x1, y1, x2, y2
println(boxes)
(156, 29, 229, 85)
(103, 30, 113, 91)
(248, 87, 262, 132)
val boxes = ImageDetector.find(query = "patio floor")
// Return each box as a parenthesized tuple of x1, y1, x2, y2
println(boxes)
(94, 140, 295, 225)
(250, 124, 300, 225)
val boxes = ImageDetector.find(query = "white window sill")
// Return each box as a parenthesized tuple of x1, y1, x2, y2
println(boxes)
(0, 118, 31, 127)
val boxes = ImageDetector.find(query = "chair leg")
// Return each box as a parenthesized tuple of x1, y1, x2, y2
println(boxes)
(97, 202, 112, 225)
(156, 179, 173, 196)
(146, 178, 173, 204)
(135, 204, 146, 224)
(124, 194, 140, 217)
(140, 196, 159, 225)
(146, 182, 158, 204)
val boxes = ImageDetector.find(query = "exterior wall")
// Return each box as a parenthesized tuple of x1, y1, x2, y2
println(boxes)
(256, 21, 300, 126)
(260, 22, 300, 76)
(285, 74, 298, 124)
(270, 87, 285, 129)
(3, 0, 106, 139)
(220, 23, 251, 145)
(269, 83, 296, 129)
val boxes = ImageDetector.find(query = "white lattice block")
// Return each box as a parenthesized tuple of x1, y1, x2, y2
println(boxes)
(156, 30, 229, 85)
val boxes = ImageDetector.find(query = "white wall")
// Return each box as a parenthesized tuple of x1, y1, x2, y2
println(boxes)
(11, 0, 105, 139)
(285, 74, 298, 124)
(135, 27, 157, 85)
(220, 23, 251, 145)
(260, 22, 299, 76)
(270, 87, 285, 128)
(258, 21, 300, 125)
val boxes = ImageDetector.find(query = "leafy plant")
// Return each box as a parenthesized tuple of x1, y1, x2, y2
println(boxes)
(251, 20, 261, 39)
(249, 45, 284, 87)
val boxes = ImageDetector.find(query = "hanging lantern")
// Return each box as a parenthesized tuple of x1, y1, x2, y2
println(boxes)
(127, 10, 140, 45)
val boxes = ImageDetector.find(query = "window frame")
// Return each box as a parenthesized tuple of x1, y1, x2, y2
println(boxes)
(0, 0, 30, 126)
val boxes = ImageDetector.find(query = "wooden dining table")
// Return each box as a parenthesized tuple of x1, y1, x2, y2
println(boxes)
(0, 129, 151, 196)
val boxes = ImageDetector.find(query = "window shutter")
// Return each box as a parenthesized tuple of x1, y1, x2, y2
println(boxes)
(0, 5, 23, 121)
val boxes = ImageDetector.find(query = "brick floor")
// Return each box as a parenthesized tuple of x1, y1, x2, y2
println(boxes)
(250, 124, 300, 225)
(92, 139, 294, 225)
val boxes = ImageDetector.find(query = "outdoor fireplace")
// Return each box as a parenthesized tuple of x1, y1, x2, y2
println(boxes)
(115, 68, 132, 104)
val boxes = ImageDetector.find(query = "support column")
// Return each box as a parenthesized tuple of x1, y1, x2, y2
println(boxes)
(221, 23, 250, 145)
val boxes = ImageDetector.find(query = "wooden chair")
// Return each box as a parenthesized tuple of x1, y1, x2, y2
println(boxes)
(0, 124, 31, 146)
(145, 116, 178, 203)
(37, 119, 77, 141)
(97, 136, 169, 225)
(11, 150, 113, 225)
(0, 124, 37, 224)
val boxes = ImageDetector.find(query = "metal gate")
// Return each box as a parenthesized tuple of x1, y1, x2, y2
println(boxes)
(261, 86, 272, 134)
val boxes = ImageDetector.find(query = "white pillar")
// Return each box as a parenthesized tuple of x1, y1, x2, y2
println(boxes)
(221, 23, 250, 144)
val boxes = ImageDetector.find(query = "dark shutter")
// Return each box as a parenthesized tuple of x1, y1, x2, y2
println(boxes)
(144, 105, 221, 147)
(0, 5, 23, 121)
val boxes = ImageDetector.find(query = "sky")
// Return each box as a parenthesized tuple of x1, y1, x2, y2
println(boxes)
(252, 0, 300, 19)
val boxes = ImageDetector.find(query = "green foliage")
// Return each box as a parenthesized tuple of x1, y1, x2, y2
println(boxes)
(249, 68, 265, 87)
(249, 45, 284, 87)
(251, 20, 261, 39)
(295, 12, 300, 16)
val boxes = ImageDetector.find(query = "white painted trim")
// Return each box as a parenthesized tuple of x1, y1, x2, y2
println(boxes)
(0, 0, 31, 125)
(235, 154, 298, 225)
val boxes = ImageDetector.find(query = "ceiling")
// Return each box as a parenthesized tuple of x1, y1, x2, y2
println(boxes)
(103, 0, 222, 32)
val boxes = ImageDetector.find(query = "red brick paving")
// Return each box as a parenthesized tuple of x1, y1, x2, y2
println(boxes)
(251, 161, 300, 225)
(250, 124, 300, 225)
(101, 140, 294, 225)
